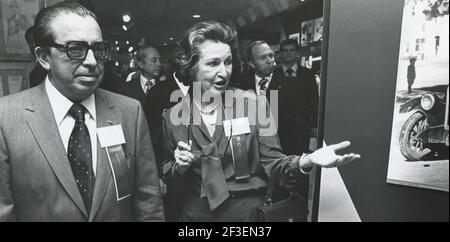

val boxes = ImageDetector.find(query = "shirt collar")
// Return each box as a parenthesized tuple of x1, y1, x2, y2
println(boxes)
(282, 63, 298, 73)
(255, 73, 273, 87)
(140, 74, 155, 91)
(45, 76, 96, 126)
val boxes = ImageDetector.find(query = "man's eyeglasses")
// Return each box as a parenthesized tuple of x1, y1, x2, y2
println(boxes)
(47, 41, 112, 61)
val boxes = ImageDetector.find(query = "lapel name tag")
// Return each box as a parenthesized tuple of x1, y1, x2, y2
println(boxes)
(224, 117, 251, 137)
(97, 125, 126, 148)
(97, 124, 130, 201)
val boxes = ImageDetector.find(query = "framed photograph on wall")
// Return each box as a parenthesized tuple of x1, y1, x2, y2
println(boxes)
(0, 68, 27, 96)
(387, 0, 449, 192)
(300, 20, 314, 47)
(313, 17, 323, 42)
(0, 0, 44, 61)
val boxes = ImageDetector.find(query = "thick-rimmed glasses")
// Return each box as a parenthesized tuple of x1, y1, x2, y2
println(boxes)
(47, 41, 111, 61)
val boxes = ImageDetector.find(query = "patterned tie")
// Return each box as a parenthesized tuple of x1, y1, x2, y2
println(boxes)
(286, 68, 294, 76)
(259, 78, 268, 95)
(145, 80, 155, 95)
(67, 103, 95, 214)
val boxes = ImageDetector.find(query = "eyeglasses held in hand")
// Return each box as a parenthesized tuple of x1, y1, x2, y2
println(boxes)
(47, 41, 112, 61)
(187, 101, 233, 160)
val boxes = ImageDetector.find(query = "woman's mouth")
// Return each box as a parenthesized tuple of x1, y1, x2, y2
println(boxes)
(214, 79, 227, 88)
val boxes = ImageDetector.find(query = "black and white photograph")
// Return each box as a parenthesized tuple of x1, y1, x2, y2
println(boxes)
(0, 0, 448, 226)
(387, 0, 449, 192)
(300, 19, 314, 46)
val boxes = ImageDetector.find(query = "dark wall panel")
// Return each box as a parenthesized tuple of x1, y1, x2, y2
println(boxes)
(323, 0, 448, 221)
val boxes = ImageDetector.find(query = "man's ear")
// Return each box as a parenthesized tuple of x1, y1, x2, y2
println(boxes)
(35, 47, 51, 71)
(249, 60, 255, 68)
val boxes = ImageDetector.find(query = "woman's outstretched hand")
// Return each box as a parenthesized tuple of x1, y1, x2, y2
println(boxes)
(300, 141, 361, 169)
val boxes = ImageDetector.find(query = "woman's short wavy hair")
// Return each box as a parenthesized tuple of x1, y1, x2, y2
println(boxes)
(178, 21, 238, 85)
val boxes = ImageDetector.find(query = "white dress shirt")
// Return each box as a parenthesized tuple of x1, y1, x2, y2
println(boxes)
(45, 77, 98, 176)
(254, 73, 273, 96)
(282, 63, 298, 77)
(140, 74, 156, 94)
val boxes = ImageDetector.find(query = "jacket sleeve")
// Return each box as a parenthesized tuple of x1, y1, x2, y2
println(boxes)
(255, 96, 309, 191)
(0, 121, 16, 221)
(160, 110, 186, 184)
(132, 103, 165, 221)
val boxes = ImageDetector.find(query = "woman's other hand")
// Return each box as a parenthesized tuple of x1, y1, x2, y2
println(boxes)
(174, 141, 195, 175)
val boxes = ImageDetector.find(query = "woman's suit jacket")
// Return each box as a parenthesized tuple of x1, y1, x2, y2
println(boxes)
(160, 87, 308, 216)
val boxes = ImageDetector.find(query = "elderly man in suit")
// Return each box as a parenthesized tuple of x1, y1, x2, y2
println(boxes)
(0, 1, 164, 222)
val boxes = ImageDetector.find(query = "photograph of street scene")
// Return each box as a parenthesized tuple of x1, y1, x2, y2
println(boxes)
(387, 0, 449, 192)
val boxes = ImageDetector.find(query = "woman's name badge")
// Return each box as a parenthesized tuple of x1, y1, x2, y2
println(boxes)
(97, 125, 131, 201)
(224, 117, 251, 137)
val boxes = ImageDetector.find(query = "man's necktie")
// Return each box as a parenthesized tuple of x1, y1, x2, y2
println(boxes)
(259, 78, 268, 95)
(286, 68, 294, 76)
(144, 81, 153, 95)
(67, 103, 95, 214)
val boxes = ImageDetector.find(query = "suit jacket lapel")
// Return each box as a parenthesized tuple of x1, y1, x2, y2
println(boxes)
(89, 91, 114, 221)
(25, 84, 88, 217)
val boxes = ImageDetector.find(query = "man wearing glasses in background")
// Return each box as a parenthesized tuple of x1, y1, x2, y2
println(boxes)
(0, 1, 164, 221)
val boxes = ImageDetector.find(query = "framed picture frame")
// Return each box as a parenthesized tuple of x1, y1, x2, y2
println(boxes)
(386, 0, 449, 192)
(0, 68, 27, 97)
(0, 0, 44, 61)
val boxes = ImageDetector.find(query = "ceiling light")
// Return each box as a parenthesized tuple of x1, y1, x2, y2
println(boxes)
(128, 46, 134, 52)
(169, 37, 174, 41)
(163, 43, 168, 46)
(126, 40, 130, 45)
(116, 46, 120, 51)
(122, 25, 128, 31)
(115, 62, 119, 67)
(115, 40, 118, 45)
(122, 14, 131, 23)
(193, 14, 201, 18)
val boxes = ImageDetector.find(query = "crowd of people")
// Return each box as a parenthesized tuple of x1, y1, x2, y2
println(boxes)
(0, 1, 360, 222)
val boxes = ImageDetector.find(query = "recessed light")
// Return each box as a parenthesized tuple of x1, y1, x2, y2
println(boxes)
(169, 37, 174, 41)
(115, 62, 119, 66)
(126, 40, 130, 45)
(122, 25, 128, 31)
(116, 46, 120, 51)
(115, 40, 118, 45)
(128, 46, 134, 52)
(122, 14, 131, 23)
(193, 14, 201, 18)
(163, 43, 168, 46)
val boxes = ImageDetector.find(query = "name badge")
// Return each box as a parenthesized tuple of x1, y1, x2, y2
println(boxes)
(97, 125, 126, 148)
(224, 117, 251, 137)
(97, 124, 130, 201)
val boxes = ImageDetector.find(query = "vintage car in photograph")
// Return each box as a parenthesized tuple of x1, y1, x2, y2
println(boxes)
(399, 86, 449, 161)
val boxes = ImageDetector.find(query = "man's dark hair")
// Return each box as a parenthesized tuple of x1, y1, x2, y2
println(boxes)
(33, 0, 98, 47)
(135, 38, 159, 63)
(247, 40, 268, 62)
(280, 38, 299, 51)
